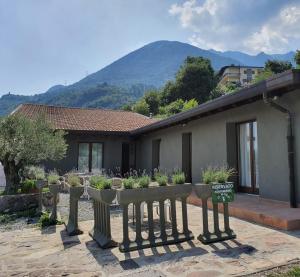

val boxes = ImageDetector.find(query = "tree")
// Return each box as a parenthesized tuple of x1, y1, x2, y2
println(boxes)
(143, 90, 160, 115)
(122, 104, 132, 111)
(265, 59, 293, 74)
(165, 56, 215, 104)
(0, 115, 67, 194)
(210, 82, 239, 99)
(295, 50, 300, 69)
(182, 99, 199, 111)
(133, 99, 150, 116)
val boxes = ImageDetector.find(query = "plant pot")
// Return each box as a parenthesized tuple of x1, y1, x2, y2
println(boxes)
(193, 183, 212, 199)
(87, 187, 116, 205)
(193, 183, 236, 244)
(65, 184, 84, 236)
(117, 183, 194, 252)
(87, 187, 117, 248)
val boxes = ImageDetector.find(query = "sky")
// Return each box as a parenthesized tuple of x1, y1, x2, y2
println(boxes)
(0, 0, 299, 95)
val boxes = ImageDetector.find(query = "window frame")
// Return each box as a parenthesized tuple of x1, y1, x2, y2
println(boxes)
(77, 142, 104, 172)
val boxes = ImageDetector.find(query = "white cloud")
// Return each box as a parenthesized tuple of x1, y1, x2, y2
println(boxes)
(169, 0, 300, 53)
(245, 6, 300, 53)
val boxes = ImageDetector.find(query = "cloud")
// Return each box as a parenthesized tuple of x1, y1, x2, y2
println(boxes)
(169, 0, 300, 53)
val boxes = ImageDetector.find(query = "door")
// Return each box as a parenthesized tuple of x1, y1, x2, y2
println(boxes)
(182, 133, 192, 183)
(122, 143, 130, 175)
(78, 142, 103, 173)
(237, 121, 259, 194)
(152, 139, 161, 171)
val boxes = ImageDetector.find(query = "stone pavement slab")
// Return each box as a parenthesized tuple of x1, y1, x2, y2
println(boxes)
(1, 203, 300, 276)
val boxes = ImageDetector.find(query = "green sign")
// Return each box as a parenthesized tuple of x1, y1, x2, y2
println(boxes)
(211, 182, 234, 203)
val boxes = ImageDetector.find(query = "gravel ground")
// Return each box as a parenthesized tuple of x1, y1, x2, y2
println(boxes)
(0, 215, 39, 232)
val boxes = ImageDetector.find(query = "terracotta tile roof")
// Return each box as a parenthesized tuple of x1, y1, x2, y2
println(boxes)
(13, 104, 157, 133)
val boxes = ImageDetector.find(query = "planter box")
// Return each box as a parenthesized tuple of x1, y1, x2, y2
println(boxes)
(193, 183, 236, 244)
(87, 187, 117, 248)
(117, 183, 194, 252)
(65, 184, 84, 236)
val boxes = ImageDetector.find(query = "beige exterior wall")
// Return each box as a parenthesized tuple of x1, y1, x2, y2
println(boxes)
(136, 89, 300, 203)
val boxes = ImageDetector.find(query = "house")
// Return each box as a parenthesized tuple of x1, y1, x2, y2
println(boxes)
(219, 65, 263, 86)
(13, 70, 300, 207)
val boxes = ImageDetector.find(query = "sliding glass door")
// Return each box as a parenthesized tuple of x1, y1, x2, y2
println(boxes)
(238, 121, 259, 194)
(78, 143, 103, 173)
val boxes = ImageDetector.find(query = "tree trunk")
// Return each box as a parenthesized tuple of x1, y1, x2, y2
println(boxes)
(3, 160, 21, 194)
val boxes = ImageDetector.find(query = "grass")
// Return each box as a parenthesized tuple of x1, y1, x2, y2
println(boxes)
(268, 266, 300, 277)
(123, 177, 135, 189)
(172, 171, 185, 184)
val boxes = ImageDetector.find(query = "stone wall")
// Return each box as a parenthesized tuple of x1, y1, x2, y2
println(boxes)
(0, 192, 55, 213)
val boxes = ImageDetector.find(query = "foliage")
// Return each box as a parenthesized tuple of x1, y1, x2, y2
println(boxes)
(154, 173, 168, 186)
(172, 171, 185, 184)
(42, 187, 50, 193)
(143, 90, 160, 115)
(47, 171, 60, 184)
(159, 99, 184, 116)
(0, 115, 67, 194)
(202, 167, 216, 184)
(182, 98, 199, 111)
(202, 166, 235, 184)
(265, 59, 293, 74)
(122, 103, 132, 111)
(133, 99, 150, 116)
(122, 177, 136, 189)
(268, 266, 300, 277)
(20, 179, 37, 193)
(90, 176, 112, 190)
(23, 165, 45, 180)
(38, 211, 63, 228)
(210, 82, 239, 99)
(253, 69, 274, 83)
(295, 50, 300, 69)
(137, 175, 150, 188)
(0, 208, 37, 224)
(67, 174, 81, 187)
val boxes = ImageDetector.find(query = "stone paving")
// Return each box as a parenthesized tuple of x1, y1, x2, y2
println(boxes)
(1, 201, 300, 277)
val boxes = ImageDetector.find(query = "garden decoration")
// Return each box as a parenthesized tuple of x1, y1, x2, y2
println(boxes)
(117, 179, 194, 252)
(65, 174, 84, 236)
(48, 172, 61, 221)
(193, 182, 236, 244)
(87, 177, 117, 248)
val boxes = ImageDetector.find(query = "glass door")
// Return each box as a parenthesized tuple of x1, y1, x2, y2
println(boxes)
(78, 143, 89, 173)
(78, 142, 103, 173)
(238, 121, 259, 194)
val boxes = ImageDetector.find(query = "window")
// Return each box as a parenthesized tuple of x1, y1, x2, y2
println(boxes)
(78, 143, 103, 173)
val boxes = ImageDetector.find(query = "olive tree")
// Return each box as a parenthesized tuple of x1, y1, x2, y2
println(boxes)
(0, 115, 67, 194)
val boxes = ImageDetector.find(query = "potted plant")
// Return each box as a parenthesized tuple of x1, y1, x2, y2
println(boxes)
(65, 174, 84, 235)
(117, 173, 193, 252)
(194, 166, 236, 244)
(87, 176, 117, 248)
(171, 171, 186, 185)
(47, 171, 61, 221)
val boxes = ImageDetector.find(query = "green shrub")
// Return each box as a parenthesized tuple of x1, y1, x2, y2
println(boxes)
(215, 167, 235, 183)
(123, 177, 135, 189)
(90, 175, 105, 187)
(38, 211, 63, 228)
(42, 187, 50, 193)
(202, 167, 216, 184)
(24, 165, 45, 180)
(67, 174, 81, 187)
(47, 171, 59, 184)
(90, 176, 112, 190)
(172, 171, 185, 184)
(137, 175, 150, 188)
(155, 173, 168, 186)
(21, 179, 37, 193)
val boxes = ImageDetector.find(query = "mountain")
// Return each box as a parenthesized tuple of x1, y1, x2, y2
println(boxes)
(210, 49, 296, 67)
(0, 40, 296, 116)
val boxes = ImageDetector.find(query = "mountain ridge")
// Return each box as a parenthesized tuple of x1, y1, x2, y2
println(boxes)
(0, 40, 296, 116)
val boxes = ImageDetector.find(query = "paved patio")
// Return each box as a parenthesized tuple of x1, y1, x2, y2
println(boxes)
(1, 202, 300, 276)
(188, 192, 300, 230)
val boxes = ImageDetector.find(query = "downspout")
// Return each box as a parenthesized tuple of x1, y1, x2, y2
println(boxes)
(263, 91, 297, 208)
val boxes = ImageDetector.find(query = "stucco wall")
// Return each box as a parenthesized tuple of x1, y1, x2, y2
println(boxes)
(136, 89, 300, 203)
(44, 133, 133, 175)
